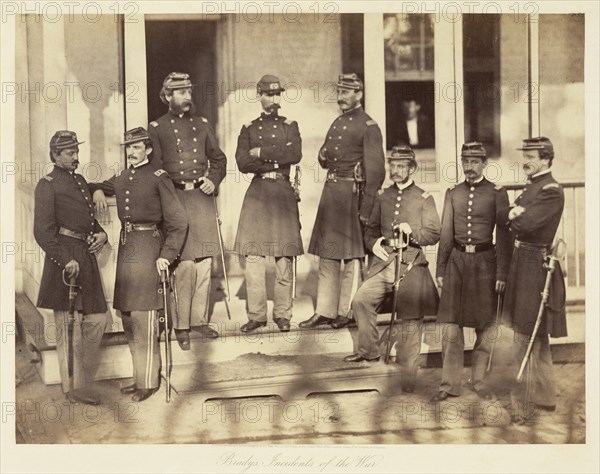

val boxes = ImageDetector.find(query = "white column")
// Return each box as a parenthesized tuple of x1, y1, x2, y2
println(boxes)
(42, 19, 68, 144)
(434, 16, 464, 185)
(363, 13, 387, 150)
(124, 15, 148, 128)
(527, 14, 540, 137)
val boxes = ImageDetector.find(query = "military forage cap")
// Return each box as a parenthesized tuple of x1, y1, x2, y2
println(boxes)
(516, 136, 554, 153)
(162, 72, 194, 90)
(337, 73, 363, 91)
(50, 130, 84, 151)
(257, 74, 285, 94)
(388, 144, 416, 161)
(461, 141, 487, 158)
(122, 127, 149, 145)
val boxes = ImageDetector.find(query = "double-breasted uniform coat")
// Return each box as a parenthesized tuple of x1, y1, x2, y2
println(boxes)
(306, 105, 386, 321)
(34, 165, 108, 393)
(148, 110, 227, 331)
(500, 169, 566, 410)
(234, 110, 303, 323)
(90, 159, 188, 390)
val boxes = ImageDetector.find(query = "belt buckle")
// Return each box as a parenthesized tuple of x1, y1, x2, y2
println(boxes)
(465, 244, 476, 253)
(184, 182, 195, 191)
(326, 170, 336, 181)
(124, 222, 133, 233)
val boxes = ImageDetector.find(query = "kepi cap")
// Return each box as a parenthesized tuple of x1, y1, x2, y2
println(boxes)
(516, 136, 554, 153)
(388, 144, 416, 162)
(337, 73, 363, 91)
(50, 130, 84, 151)
(461, 141, 487, 158)
(122, 127, 150, 145)
(162, 72, 194, 91)
(257, 74, 285, 94)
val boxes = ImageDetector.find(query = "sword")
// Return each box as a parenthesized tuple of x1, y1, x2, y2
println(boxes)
(158, 269, 172, 403)
(516, 239, 566, 382)
(62, 269, 79, 394)
(212, 194, 232, 320)
(292, 256, 297, 300)
(486, 293, 503, 373)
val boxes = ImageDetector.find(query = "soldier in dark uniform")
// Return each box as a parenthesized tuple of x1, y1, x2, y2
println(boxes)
(430, 142, 512, 403)
(148, 72, 227, 348)
(300, 73, 386, 330)
(500, 137, 566, 423)
(34, 130, 109, 406)
(91, 127, 188, 402)
(234, 75, 303, 333)
(347, 145, 440, 392)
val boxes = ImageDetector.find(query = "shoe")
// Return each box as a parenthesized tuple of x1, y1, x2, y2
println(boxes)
(120, 383, 136, 395)
(474, 387, 493, 400)
(175, 329, 190, 351)
(299, 314, 332, 329)
(535, 403, 556, 412)
(429, 391, 453, 403)
(240, 320, 267, 333)
(66, 388, 101, 406)
(343, 353, 380, 363)
(132, 388, 158, 402)
(330, 316, 356, 329)
(197, 325, 219, 339)
(273, 317, 291, 332)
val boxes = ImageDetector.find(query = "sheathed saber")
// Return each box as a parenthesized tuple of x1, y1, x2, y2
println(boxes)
(384, 229, 416, 364)
(62, 270, 79, 394)
(158, 269, 172, 402)
(292, 166, 301, 300)
(213, 194, 232, 320)
(516, 239, 566, 382)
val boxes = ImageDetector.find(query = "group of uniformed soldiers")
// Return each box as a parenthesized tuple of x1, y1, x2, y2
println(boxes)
(34, 71, 566, 422)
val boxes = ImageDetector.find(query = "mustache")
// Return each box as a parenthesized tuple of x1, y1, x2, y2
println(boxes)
(338, 100, 347, 106)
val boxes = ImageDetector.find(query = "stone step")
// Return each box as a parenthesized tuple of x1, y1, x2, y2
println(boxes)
(16, 291, 586, 386)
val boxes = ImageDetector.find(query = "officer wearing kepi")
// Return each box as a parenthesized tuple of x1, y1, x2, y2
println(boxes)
(430, 142, 512, 403)
(34, 130, 109, 406)
(500, 136, 567, 424)
(91, 127, 188, 402)
(348, 145, 440, 393)
(234, 75, 303, 333)
(148, 72, 228, 348)
(301, 73, 386, 330)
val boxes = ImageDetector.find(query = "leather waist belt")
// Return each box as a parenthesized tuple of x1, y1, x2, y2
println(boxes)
(123, 223, 158, 233)
(173, 180, 203, 191)
(259, 171, 288, 180)
(59, 227, 89, 242)
(326, 170, 354, 182)
(514, 239, 550, 251)
(454, 241, 494, 254)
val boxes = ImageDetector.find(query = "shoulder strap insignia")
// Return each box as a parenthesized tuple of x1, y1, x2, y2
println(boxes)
(244, 121, 253, 128)
(154, 169, 167, 177)
(150, 121, 159, 128)
(495, 184, 504, 191)
(43, 175, 53, 182)
(421, 191, 431, 199)
(284, 118, 294, 125)
(366, 119, 377, 126)
(378, 189, 384, 196)
(543, 182, 560, 190)
(448, 184, 456, 191)
(201, 116, 208, 123)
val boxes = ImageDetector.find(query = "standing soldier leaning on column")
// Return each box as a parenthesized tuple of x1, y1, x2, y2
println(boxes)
(300, 73, 386, 331)
(430, 142, 512, 403)
(92, 127, 188, 402)
(148, 72, 227, 349)
(500, 136, 567, 424)
(34, 130, 109, 406)
(234, 75, 303, 333)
